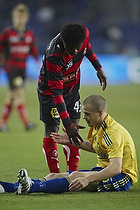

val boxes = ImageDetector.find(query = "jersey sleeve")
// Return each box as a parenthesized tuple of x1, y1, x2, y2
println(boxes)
(46, 55, 72, 128)
(84, 26, 102, 71)
(106, 132, 124, 159)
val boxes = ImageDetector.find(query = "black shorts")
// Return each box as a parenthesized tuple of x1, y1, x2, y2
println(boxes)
(38, 91, 81, 125)
(7, 67, 26, 90)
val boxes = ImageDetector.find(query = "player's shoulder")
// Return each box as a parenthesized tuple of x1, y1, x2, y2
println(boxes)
(24, 26, 34, 34)
(1, 26, 13, 34)
(101, 115, 119, 135)
(46, 33, 61, 50)
(82, 25, 89, 37)
(45, 33, 64, 57)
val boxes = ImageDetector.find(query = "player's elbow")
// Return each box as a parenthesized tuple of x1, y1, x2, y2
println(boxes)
(110, 158, 122, 175)
(116, 167, 121, 175)
(114, 165, 122, 175)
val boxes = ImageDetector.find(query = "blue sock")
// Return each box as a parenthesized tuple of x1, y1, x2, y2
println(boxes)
(0, 181, 19, 192)
(0, 179, 44, 193)
(32, 179, 42, 183)
(30, 177, 69, 193)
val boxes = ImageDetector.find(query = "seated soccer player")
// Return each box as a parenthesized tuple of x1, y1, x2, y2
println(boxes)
(0, 95, 138, 194)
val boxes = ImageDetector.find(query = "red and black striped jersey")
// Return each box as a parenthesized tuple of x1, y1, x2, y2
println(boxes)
(0, 26, 39, 71)
(38, 26, 102, 128)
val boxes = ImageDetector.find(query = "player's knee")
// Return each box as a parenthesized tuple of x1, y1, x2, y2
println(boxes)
(45, 173, 58, 180)
(71, 118, 79, 124)
(12, 76, 24, 89)
(45, 124, 59, 137)
(69, 171, 80, 180)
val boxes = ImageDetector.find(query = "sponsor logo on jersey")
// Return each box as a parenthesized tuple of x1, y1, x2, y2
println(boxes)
(9, 35, 32, 43)
(66, 59, 73, 70)
(10, 46, 30, 53)
(9, 36, 19, 42)
(63, 68, 79, 84)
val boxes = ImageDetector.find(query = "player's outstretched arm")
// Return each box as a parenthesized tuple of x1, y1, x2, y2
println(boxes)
(51, 132, 95, 153)
(51, 132, 70, 145)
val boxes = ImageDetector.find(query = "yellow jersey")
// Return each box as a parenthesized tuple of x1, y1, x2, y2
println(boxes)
(87, 114, 138, 185)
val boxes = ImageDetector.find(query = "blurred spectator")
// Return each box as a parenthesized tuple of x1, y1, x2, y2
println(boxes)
(0, 0, 139, 55)
(36, 6, 55, 23)
(100, 25, 124, 54)
(0, 3, 39, 131)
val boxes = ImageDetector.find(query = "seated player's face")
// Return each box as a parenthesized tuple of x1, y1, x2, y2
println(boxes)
(82, 105, 101, 128)
(63, 41, 83, 55)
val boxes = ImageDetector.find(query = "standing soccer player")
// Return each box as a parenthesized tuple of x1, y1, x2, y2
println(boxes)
(37, 22, 107, 173)
(0, 3, 39, 131)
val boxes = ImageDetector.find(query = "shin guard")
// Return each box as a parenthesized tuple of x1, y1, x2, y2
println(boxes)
(63, 145, 80, 171)
(16, 104, 28, 125)
(43, 137, 60, 173)
(0, 104, 12, 125)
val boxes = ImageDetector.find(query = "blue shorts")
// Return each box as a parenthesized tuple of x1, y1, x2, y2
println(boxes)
(68, 167, 131, 192)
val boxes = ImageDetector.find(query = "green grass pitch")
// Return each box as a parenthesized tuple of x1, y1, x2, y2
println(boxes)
(0, 81, 139, 210)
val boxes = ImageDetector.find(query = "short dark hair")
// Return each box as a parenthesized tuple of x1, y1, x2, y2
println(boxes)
(82, 95, 107, 113)
(60, 22, 86, 46)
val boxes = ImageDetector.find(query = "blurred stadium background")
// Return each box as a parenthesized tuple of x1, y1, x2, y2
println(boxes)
(0, 0, 140, 86)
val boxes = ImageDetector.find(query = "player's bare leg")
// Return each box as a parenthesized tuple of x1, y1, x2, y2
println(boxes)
(45, 171, 98, 192)
(0, 90, 13, 131)
(0, 87, 34, 130)
(69, 171, 98, 192)
(44, 172, 69, 180)
(12, 87, 35, 130)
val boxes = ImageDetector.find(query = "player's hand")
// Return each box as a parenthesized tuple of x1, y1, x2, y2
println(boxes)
(97, 68, 107, 91)
(69, 177, 89, 192)
(66, 124, 85, 146)
(50, 132, 71, 145)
